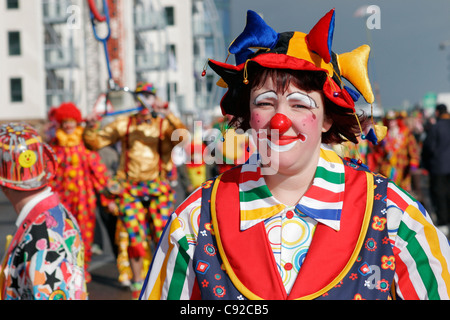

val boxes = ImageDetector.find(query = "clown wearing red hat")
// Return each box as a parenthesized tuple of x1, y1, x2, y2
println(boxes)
(48, 102, 115, 281)
(141, 9, 450, 300)
(0, 123, 87, 300)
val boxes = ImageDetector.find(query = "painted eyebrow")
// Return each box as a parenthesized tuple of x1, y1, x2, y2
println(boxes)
(287, 92, 318, 108)
(253, 91, 278, 104)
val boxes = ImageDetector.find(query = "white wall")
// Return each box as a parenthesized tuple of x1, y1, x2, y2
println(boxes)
(0, 2, 46, 121)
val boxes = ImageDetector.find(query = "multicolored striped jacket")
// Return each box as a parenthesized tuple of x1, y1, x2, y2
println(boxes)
(140, 145, 450, 300)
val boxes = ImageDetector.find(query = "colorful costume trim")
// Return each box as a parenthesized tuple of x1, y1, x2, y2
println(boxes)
(140, 146, 450, 300)
(194, 163, 396, 299)
(205, 161, 376, 299)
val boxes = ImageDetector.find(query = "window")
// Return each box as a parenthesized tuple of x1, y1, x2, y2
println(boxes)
(7, 0, 19, 9)
(10, 78, 23, 102)
(168, 44, 177, 61)
(165, 6, 174, 26)
(167, 44, 177, 70)
(167, 82, 177, 102)
(8, 31, 21, 56)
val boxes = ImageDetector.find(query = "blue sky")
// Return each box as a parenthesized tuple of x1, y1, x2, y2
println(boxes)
(228, 0, 450, 111)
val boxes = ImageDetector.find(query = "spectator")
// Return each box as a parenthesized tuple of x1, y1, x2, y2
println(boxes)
(422, 104, 450, 232)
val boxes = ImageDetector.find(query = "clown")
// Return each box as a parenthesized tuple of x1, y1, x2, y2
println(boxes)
(83, 82, 187, 298)
(0, 123, 87, 300)
(48, 102, 114, 280)
(376, 111, 420, 192)
(140, 10, 450, 300)
(211, 115, 255, 174)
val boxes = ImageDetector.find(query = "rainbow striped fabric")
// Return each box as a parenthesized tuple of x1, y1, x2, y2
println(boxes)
(386, 182, 450, 299)
(239, 145, 344, 231)
(140, 145, 450, 300)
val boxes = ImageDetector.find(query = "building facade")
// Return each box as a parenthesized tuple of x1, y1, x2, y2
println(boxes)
(0, 0, 227, 126)
(0, 0, 46, 121)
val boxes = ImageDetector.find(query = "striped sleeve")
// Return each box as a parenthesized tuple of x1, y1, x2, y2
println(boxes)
(140, 188, 202, 300)
(387, 181, 450, 300)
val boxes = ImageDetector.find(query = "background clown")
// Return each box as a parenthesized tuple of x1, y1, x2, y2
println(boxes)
(48, 102, 114, 281)
(83, 82, 187, 298)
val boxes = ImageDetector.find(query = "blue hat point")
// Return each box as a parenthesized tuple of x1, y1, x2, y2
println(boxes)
(235, 48, 255, 66)
(363, 128, 378, 145)
(229, 10, 279, 61)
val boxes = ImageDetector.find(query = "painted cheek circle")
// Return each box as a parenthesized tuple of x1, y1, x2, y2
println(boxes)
(250, 113, 261, 126)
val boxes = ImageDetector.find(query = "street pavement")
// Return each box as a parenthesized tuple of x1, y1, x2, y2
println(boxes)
(0, 190, 134, 300)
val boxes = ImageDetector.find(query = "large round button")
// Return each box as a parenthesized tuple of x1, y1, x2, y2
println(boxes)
(284, 263, 293, 271)
(286, 210, 294, 219)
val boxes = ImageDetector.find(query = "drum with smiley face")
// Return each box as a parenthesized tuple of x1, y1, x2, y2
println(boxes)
(0, 123, 57, 191)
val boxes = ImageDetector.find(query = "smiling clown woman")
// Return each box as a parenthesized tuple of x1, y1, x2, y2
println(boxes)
(140, 9, 450, 300)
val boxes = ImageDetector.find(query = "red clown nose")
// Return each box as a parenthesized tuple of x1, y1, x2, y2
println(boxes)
(270, 113, 292, 134)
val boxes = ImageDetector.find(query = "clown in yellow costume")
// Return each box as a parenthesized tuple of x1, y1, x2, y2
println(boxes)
(83, 82, 187, 298)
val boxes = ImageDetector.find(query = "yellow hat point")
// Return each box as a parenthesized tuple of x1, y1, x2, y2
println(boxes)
(216, 78, 228, 88)
(374, 124, 387, 142)
(337, 45, 374, 104)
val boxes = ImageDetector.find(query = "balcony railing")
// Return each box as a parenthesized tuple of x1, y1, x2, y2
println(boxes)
(46, 89, 74, 108)
(192, 17, 213, 37)
(45, 45, 78, 69)
(135, 50, 167, 72)
(43, 0, 71, 24)
(134, 10, 166, 32)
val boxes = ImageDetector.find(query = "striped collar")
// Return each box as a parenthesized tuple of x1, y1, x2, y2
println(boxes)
(239, 144, 345, 231)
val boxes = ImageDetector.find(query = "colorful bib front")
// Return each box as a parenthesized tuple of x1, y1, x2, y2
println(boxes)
(193, 161, 395, 300)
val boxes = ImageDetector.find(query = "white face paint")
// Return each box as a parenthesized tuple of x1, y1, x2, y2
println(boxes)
(253, 91, 278, 105)
(286, 92, 318, 109)
(266, 137, 301, 152)
(253, 91, 311, 153)
(255, 130, 308, 153)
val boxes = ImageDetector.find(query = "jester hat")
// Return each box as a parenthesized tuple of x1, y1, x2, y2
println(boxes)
(135, 82, 157, 95)
(0, 123, 57, 191)
(208, 9, 374, 117)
